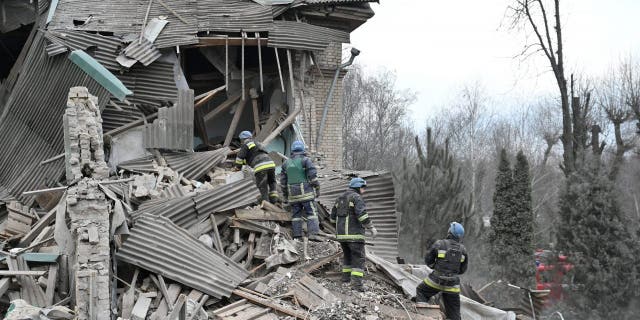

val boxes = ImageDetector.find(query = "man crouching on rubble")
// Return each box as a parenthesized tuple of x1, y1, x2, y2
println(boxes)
(330, 177, 378, 292)
(234, 131, 279, 204)
(415, 222, 468, 320)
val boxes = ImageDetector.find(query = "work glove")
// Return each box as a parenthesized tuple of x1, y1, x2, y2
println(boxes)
(368, 227, 378, 239)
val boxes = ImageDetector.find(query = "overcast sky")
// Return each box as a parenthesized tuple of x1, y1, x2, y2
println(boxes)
(348, 0, 640, 126)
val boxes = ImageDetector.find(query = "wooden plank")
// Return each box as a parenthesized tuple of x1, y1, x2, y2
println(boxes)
(121, 268, 139, 319)
(0, 278, 11, 298)
(245, 232, 256, 268)
(298, 275, 336, 303)
(131, 296, 152, 320)
(165, 294, 187, 320)
(223, 99, 247, 147)
(195, 85, 226, 109)
(232, 289, 308, 319)
(216, 303, 253, 318)
(236, 208, 290, 222)
(0, 270, 47, 276)
(203, 93, 242, 122)
(22, 186, 68, 196)
(231, 306, 269, 320)
(0, 253, 59, 263)
(209, 214, 224, 254)
(150, 283, 181, 320)
(19, 207, 56, 247)
(186, 295, 209, 320)
(193, 37, 269, 47)
(45, 263, 58, 306)
(213, 299, 248, 315)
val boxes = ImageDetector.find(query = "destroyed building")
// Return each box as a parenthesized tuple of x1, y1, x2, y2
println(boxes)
(0, 0, 531, 319)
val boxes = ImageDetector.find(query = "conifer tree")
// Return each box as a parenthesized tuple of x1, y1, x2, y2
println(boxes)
(557, 161, 640, 319)
(488, 149, 514, 281)
(396, 129, 471, 262)
(512, 151, 535, 285)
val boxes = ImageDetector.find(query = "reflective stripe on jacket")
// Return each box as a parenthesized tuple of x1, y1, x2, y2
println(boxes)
(329, 189, 371, 242)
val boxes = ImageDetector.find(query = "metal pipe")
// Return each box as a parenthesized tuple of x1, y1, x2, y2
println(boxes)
(315, 47, 360, 151)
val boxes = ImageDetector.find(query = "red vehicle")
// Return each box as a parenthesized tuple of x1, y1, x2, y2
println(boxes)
(535, 249, 574, 303)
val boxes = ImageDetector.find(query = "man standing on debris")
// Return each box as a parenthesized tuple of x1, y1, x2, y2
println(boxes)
(280, 141, 321, 243)
(234, 131, 279, 204)
(415, 222, 468, 320)
(330, 177, 378, 292)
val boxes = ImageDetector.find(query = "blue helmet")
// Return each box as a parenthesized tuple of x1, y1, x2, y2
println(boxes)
(239, 131, 252, 140)
(448, 222, 464, 239)
(349, 177, 367, 188)
(291, 140, 305, 152)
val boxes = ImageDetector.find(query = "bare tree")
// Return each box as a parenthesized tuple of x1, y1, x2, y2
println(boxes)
(508, 0, 575, 173)
(597, 65, 634, 178)
(342, 66, 416, 171)
(619, 57, 640, 134)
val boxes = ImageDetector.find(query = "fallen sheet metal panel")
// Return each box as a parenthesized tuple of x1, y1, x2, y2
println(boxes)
(44, 30, 122, 71)
(144, 89, 195, 151)
(268, 20, 350, 51)
(119, 148, 230, 181)
(163, 147, 230, 180)
(119, 61, 179, 102)
(0, 33, 110, 203)
(317, 171, 399, 261)
(116, 214, 249, 299)
(101, 103, 146, 133)
(194, 178, 260, 219)
(122, 39, 162, 67)
(134, 178, 259, 230)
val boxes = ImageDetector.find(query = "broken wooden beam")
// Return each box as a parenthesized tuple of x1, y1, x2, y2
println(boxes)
(232, 289, 308, 319)
(194, 85, 226, 109)
(203, 92, 242, 122)
(223, 98, 247, 147)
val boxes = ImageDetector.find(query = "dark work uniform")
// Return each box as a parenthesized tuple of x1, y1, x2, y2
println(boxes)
(280, 151, 320, 238)
(234, 139, 277, 203)
(330, 188, 372, 290)
(416, 236, 468, 320)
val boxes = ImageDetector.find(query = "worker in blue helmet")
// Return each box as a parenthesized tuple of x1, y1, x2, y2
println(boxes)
(329, 177, 378, 292)
(415, 222, 468, 320)
(234, 131, 279, 204)
(280, 141, 321, 250)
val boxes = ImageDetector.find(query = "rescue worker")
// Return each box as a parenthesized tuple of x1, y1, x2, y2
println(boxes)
(280, 141, 320, 242)
(415, 222, 468, 320)
(330, 177, 378, 292)
(234, 131, 278, 203)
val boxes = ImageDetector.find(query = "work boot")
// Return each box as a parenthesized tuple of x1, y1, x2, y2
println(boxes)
(352, 276, 365, 292)
(341, 272, 351, 283)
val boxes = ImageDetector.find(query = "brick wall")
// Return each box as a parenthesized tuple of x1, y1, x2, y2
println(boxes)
(297, 42, 345, 169)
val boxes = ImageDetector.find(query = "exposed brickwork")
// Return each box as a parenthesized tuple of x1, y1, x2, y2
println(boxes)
(64, 87, 111, 320)
(297, 42, 345, 169)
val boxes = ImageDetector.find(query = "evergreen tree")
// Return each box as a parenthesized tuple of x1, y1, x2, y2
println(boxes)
(488, 149, 515, 281)
(512, 151, 535, 286)
(557, 161, 640, 319)
(396, 129, 471, 262)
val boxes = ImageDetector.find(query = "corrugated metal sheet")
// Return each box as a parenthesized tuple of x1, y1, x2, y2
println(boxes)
(0, 32, 110, 203)
(116, 214, 249, 299)
(144, 89, 194, 150)
(163, 147, 230, 180)
(118, 148, 230, 181)
(133, 177, 259, 231)
(146, 0, 199, 48)
(119, 61, 179, 102)
(194, 177, 260, 219)
(101, 102, 145, 132)
(122, 39, 162, 66)
(44, 30, 123, 71)
(45, 41, 68, 57)
(317, 171, 399, 262)
(197, 0, 274, 32)
(268, 20, 349, 51)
